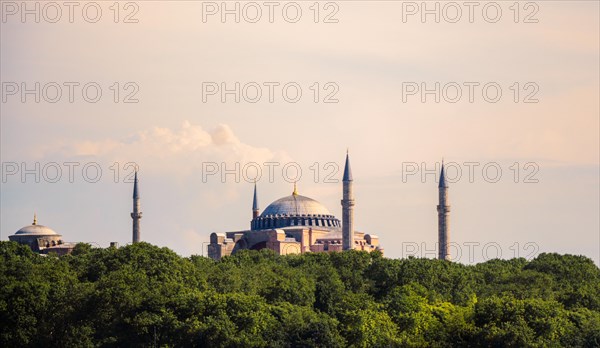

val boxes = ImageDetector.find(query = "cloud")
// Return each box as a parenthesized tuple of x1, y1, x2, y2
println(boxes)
(37, 121, 290, 177)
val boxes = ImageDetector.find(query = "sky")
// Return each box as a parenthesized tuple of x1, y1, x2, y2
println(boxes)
(1, 0, 598, 264)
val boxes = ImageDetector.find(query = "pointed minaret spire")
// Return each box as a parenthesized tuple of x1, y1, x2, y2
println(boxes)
(251, 181, 260, 229)
(133, 171, 140, 199)
(341, 150, 355, 250)
(437, 160, 450, 260)
(343, 150, 353, 182)
(252, 181, 260, 219)
(439, 159, 448, 188)
(131, 170, 142, 243)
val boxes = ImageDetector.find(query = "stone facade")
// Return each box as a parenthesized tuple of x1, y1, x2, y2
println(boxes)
(209, 227, 381, 259)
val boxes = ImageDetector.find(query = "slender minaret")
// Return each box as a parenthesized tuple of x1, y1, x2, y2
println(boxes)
(437, 161, 450, 260)
(131, 171, 142, 243)
(252, 181, 260, 219)
(341, 151, 355, 250)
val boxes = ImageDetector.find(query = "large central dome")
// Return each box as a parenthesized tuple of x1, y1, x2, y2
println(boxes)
(251, 191, 340, 230)
(261, 194, 332, 217)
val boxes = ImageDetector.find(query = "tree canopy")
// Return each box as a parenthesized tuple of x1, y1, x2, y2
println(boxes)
(1, 241, 599, 347)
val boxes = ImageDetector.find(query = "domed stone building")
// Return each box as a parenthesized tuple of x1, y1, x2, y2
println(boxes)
(9, 215, 75, 255)
(208, 153, 383, 259)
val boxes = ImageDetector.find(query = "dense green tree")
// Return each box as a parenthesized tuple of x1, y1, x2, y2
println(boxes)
(1, 241, 599, 347)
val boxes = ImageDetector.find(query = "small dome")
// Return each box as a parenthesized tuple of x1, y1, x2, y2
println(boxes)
(14, 224, 59, 236)
(15, 216, 59, 236)
(261, 194, 333, 217)
(13, 214, 59, 236)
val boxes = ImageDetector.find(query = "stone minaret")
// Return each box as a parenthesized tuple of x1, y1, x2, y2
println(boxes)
(341, 151, 355, 250)
(131, 171, 142, 243)
(437, 162, 450, 260)
(252, 182, 260, 219)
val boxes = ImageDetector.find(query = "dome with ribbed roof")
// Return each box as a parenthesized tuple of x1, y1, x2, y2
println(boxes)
(261, 194, 332, 217)
(251, 188, 340, 230)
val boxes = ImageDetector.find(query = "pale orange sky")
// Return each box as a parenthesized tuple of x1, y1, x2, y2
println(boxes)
(1, 1, 598, 264)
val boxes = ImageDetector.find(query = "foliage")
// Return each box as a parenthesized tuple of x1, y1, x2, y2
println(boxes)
(1, 242, 599, 347)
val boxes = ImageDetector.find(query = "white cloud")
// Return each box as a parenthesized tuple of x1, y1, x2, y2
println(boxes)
(36, 121, 290, 177)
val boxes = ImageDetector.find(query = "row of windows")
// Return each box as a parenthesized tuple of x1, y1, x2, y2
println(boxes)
(252, 217, 341, 230)
(44, 239, 63, 248)
(260, 214, 336, 219)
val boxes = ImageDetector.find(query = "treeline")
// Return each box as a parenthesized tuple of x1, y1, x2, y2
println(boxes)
(1, 241, 599, 347)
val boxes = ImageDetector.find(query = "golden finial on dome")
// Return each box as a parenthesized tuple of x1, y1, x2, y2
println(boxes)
(33, 213, 37, 225)
(292, 181, 298, 196)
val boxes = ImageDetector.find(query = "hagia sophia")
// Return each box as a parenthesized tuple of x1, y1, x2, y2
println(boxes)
(207, 152, 450, 260)
(8, 153, 452, 261)
(207, 152, 383, 259)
